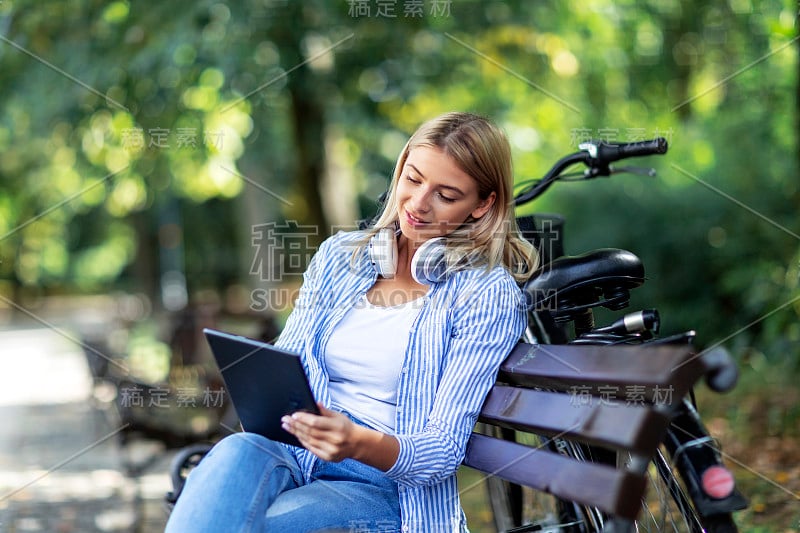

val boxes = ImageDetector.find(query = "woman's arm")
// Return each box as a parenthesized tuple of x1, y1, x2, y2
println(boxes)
(385, 272, 526, 486)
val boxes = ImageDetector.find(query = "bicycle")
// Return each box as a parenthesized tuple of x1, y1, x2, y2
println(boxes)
(483, 137, 748, 532)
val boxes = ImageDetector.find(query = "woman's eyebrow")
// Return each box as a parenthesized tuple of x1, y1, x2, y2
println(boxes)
(407, 163, 426, 179)
(407, 163, 466, 196)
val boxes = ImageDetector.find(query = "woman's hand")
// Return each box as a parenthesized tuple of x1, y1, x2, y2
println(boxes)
(282, 403, 400, 470)
(281, 404, 356, 462)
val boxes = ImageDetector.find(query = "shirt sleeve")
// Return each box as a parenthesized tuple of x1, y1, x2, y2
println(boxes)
(385, 271, 527, 486)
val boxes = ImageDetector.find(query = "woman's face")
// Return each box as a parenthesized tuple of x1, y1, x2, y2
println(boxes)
(395, 146, 495, 246)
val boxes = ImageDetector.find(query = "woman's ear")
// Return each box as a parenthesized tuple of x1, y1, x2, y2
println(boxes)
(471, 192, 496, 220)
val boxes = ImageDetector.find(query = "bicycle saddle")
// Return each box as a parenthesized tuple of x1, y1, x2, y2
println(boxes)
(524, 248, 644, 311)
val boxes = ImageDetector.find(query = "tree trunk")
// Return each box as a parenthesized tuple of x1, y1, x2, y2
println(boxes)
(131, 209, 159, 308)
(288, 80, 328, 245)
(271, 3, 330, 247)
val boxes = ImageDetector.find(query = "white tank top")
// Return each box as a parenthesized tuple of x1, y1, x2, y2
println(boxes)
(324, 293, 423, 432)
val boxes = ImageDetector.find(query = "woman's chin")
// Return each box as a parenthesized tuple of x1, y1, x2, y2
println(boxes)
(399, 224, 435, 245)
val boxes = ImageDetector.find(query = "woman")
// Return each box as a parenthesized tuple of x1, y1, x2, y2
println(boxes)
(166, 112, 538, 532)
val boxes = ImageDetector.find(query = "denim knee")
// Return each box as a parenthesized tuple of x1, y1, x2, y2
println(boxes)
(166, 433, 303, 533)
(208, 432, 298, 469)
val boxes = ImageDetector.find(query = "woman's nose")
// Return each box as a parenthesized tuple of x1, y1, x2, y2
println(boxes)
(410, 188, 432, 213)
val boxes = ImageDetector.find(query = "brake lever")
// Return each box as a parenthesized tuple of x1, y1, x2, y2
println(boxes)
(611, 165, 657, 177)
(583, 166, 610, 179)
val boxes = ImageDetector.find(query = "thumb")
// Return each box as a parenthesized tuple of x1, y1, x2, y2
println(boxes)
(317, 402, 336, 416)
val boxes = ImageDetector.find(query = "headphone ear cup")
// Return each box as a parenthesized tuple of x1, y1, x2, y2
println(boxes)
(411, 237, 448, 285)
(368, 228, 398, 278)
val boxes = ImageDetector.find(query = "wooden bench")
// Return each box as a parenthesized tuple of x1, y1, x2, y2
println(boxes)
(167, 340, 725, 531)
(463, 340, 723, 532)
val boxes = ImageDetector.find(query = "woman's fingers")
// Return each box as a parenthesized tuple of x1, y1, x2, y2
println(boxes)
(281, 408, 354, 461)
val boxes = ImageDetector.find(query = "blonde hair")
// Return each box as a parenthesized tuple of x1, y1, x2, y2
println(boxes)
(360, 112, 538, 283)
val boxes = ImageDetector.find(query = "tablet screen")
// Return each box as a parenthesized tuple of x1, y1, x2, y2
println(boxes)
(204, 328, 319, 447)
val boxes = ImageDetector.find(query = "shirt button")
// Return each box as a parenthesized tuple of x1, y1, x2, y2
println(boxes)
(402, 526, 409, 532)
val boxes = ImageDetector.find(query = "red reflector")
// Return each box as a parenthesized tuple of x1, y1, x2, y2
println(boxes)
(701, 466, 735, 499)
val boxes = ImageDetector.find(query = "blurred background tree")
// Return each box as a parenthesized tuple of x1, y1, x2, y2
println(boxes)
(0, 0, 797, 360)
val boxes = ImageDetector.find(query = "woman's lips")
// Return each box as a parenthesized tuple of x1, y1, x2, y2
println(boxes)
(405, 210, 428, 227)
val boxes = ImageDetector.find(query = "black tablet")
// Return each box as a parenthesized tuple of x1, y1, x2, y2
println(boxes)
(203, 328, 319, 447)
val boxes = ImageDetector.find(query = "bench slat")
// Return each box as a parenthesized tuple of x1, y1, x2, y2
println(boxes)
(479, 384, 669, 454)
(499, 343, 703, 401)
(464, 433, 646, 521)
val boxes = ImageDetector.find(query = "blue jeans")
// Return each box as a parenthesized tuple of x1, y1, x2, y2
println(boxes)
(165, 432, 402, 532)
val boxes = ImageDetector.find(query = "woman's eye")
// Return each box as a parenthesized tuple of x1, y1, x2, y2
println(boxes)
(405, 175, 420, 184)
(438, 193, 456, 203)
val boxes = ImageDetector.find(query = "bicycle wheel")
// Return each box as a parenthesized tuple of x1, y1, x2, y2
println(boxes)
(481, 426, 603, 532)
(486, 475, 598, 533)
(634, 447, 738, 533)
(485, 436, 738, 533)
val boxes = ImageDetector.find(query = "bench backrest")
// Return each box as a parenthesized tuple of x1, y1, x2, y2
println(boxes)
(462, 341, 706, 527)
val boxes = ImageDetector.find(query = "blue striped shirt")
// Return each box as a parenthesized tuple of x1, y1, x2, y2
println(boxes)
(275, 231, 527, 532)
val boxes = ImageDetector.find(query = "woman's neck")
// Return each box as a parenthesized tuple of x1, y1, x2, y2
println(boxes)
(395, 235, 419, 278)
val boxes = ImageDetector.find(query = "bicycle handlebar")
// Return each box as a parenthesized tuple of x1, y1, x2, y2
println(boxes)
(514, 137, 669, 207)
(584, 137, 668, 166)
(699, 346, 739, 393)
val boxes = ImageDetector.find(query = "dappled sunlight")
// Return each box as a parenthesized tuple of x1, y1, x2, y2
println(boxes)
(0, 329, 92, 406)
(0, 326, 173, 531)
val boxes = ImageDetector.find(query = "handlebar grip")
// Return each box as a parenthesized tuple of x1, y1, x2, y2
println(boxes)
(700, 346, 739, 393)
(594, 137, 668, 164)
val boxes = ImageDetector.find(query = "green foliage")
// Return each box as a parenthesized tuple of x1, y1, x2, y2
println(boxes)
(0, 0, 798, 360)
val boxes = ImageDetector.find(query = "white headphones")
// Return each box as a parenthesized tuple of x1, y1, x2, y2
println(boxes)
(368, 227, 449, 285)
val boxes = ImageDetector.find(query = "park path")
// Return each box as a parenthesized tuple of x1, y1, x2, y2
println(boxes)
(0, 325, 172, 532)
